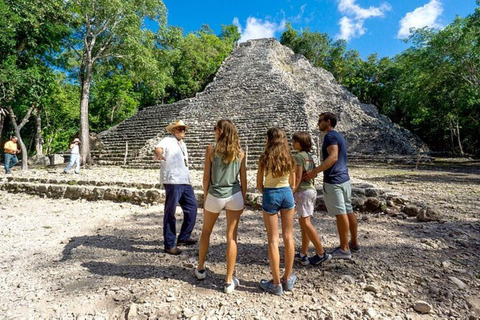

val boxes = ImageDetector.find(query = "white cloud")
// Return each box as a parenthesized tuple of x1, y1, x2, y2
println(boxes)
(233, 17, 286, 43)
(337, 17, 366, 41)
(335, 0, 391, 41)
(338, 0, 391, 20)
(397, 0, 443, 39)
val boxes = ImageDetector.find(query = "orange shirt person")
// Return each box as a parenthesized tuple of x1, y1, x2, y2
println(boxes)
(4, 136, 20, 174)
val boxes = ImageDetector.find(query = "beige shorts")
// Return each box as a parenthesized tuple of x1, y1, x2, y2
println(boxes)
(204, 192, 244, 213)
(294, 189, 316, 218)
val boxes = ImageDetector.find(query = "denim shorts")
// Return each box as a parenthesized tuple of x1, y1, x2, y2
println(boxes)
(262, 187, 295, 214)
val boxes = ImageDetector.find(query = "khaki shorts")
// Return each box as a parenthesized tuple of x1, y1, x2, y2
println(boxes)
(323, 181, 353, 216)
(204, 191, 244, 213)
(294, 189, 316, 218)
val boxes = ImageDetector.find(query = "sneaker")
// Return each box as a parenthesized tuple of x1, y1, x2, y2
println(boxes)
(309, 252, 332, 265)
(223, 276, 239, 294)
(282, 274, 297, 291)
(194, 268, 206, 280)
(294, 252, 309, 266)
(349, 241, 361, 253)
(330, 247, 352, 260)
(260, 279, 283, 296)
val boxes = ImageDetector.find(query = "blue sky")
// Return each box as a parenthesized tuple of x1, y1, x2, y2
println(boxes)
(162, 0, 478, 58)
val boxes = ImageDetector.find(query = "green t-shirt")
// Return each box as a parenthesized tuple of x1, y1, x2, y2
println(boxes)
(293, 151, 316, 192)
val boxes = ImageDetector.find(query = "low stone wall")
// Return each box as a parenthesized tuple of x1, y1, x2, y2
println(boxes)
(1, 176, 440, 222)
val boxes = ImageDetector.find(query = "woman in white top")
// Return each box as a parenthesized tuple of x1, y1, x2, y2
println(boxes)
(63, 138, 81, 174)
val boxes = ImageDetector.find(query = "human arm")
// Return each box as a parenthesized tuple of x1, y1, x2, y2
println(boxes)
(153, 147, 165, 161)
(289, 169, 296, 192)
(256, 161, 264, 194)
(303, 144, 339, 180)
(202, 145, 214, 202)
(239, 151, 247, 202)
(293, 164, 303, 193)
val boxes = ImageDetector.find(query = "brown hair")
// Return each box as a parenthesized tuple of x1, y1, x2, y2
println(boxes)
(259, 127, 295, 178)
(292, 132, 312, 152)
(215, 119, 242, 163)
(320, 112, 337, 128)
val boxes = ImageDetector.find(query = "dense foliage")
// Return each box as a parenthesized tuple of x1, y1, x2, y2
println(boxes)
(281, 5, 480, 156)
(0, 0, 478, 163)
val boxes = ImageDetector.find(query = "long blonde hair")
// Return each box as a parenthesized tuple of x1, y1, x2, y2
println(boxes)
(215, 119, 242, 163)
(259, 127, 295, 177)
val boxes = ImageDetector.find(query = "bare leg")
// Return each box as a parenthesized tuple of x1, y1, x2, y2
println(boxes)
(263, 212, 280, 285)
(299, 219, 310, 255)
(197, 210, 220, 271)
(335, 214, 350, 251)
(347, 213, 358, 246)
(299, 216, 325, 255)
(225, 209, 242, 283)
(280, 208, 295, 282)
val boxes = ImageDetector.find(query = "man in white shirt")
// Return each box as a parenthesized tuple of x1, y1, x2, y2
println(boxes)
(154, 120, 198, 255)
(63, 138, 81, 174)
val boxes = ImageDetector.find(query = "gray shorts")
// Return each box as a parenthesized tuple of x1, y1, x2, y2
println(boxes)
(294, 189, 316, 218)
(323, 181, 353, 216)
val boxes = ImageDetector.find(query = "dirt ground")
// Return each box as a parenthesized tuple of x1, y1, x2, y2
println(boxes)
(0, 161, 479, 320)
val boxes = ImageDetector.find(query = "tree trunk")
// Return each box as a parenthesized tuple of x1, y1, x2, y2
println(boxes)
(80, 60, 93, 165)
(6, 104, 34, 170)
(35, 108, 43, 156)
(0, 115, 5, 140)
(455, 118, 464, 156)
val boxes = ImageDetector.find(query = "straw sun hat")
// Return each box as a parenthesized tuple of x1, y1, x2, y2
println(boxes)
(166, 120, 191, 132)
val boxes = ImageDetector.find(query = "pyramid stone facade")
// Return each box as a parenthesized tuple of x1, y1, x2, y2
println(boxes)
(92, 38, 427, 169)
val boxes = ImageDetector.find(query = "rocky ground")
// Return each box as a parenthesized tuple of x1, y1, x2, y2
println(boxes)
(0, 161, 479, 320)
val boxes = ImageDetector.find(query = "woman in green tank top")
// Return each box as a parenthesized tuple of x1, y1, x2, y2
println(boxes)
(195, 120, 247, 294)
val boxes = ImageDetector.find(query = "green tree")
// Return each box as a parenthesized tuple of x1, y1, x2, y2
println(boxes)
(64, 0, 166, 164)
(0, 0, 68, 169)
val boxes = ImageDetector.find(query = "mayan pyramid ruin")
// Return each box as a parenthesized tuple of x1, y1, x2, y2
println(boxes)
(92, 38, 427, 169)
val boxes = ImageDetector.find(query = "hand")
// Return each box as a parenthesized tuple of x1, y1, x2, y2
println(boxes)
(303, 169, 318, 181)
(153, 154, 165, 161)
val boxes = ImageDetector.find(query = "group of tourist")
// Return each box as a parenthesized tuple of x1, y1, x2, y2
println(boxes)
(154, 112, 359, 296)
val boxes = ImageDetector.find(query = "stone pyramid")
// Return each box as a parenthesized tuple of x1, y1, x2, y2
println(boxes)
(93, 38, 427, 169)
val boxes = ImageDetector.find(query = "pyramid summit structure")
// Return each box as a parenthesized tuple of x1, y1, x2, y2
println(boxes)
(93, 38, 427, 169)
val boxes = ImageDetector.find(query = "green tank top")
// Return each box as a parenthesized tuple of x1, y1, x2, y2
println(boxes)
(208, 152, 242, 198)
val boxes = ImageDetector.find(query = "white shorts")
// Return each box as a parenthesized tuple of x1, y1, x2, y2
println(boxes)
(204, 192, 244, 213)
(294, 189, 316, 218)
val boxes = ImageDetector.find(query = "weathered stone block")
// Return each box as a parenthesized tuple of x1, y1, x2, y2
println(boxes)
(351, 197, 365, 210)
(402, 205, 420, 217)
(365, 197, 381, 212)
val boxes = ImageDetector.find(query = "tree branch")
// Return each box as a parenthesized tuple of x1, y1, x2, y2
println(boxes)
(18, 103, 36, 130)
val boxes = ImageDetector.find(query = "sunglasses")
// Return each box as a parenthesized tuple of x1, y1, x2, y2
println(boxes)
(175, 127, 186, 132)
(318, 118, 326, 124)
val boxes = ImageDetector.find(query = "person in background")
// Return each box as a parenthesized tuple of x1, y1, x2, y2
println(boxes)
(257, 127, 296, 296)
(4, 136, 20, 174)
(195, 119, 247, 294)
(63, 138, 81, 174)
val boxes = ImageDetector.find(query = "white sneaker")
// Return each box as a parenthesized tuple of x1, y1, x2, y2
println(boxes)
(194, 268, 206, 280)
(224, 276, 239, 294)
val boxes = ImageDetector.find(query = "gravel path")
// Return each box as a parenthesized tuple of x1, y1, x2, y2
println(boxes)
(0, 163, 479, 319)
